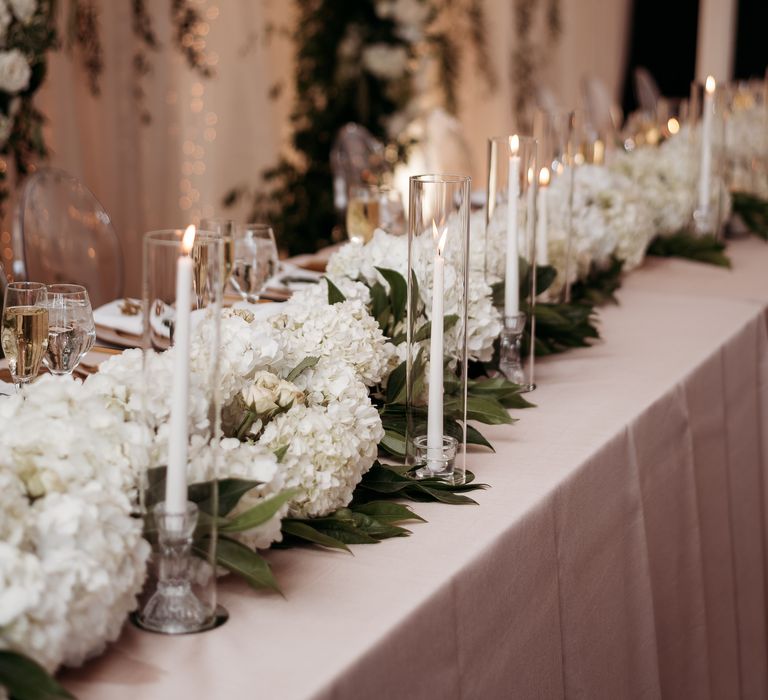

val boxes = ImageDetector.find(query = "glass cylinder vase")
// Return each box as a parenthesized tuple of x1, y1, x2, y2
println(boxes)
(137, 228, 225, 634)
(405, 174, 470, 485)
(689, 77, 727, 237)
(484, 135, 538, 391)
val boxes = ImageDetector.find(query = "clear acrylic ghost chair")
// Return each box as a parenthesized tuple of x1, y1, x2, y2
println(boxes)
(582, 76, 623, 137)
(330, 123, 391, 216)
(634, 67, 662, 116)
(13, 168, 123, 308)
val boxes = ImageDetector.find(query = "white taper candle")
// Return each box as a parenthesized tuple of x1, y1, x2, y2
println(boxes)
(427, 222, 447, 457)
(505, 136, 521, 318)
(536, 168, 550, 267)
(697, 76, 716, 215)
(166, 224, 195, 515)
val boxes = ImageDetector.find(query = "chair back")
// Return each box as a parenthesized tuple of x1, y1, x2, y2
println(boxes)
(582, 75, 623, 136)
(13, 168, 122, 307)
(634, 67, 662, 115)
(330, 124, 390, 214)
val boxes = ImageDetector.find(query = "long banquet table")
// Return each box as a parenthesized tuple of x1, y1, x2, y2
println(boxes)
(63, 237, 768, 699)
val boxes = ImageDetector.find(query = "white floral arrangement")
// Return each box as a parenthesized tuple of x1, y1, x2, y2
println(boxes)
(326, 229, 502, 363)
(88, 295, 391, 540)
(0, 375, 149, 673)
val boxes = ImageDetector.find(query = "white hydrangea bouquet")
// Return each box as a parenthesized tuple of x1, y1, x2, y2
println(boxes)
(0, 375, 149, 685)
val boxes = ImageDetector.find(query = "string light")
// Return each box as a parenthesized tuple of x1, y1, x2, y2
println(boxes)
(177, 1, 219, 223)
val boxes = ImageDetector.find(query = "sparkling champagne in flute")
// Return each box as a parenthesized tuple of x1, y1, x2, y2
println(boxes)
(1, 282, 48, 389)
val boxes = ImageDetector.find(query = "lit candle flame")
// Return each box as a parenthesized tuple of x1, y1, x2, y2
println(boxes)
(527, 167, 534, 184)
(509, 134, 520, 154)
(182, 224, 196, 255)
(667, 117, 680, 135)
(432, 220, 448, 256)
(538, 167, 551, 187)
(705, 75, 716, 94)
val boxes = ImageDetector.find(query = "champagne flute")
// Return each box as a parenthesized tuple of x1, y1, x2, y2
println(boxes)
(200, 218, 235, 293)
(346, 185, 380, 244)
(43, 284, 96, 376)
(1, 282, 48, 390)
(230, 223, 279, 302)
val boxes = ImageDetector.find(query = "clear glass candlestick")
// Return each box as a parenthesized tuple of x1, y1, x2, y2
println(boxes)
(138, 502, 209, 634)
(689, 78, 726, 237)
(405, 174, 470, 484)
(484, 136, 538, 392)
(138, 229, 225, 635)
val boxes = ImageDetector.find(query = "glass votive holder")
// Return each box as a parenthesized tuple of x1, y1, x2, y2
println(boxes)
(413, 435, 458, 480)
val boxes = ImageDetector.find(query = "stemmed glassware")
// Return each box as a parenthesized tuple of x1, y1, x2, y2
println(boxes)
(1, 282, 49, 390)
(230, 223, 279, 302)
(199, 218, 235, 292)
(42, 284, 96, 376)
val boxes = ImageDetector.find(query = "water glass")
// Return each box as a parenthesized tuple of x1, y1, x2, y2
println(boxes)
(230, 223, 279, 302)
(1, 282, 48, 389)
(200, 218, 235, 292)
(42, 284, 96, 376)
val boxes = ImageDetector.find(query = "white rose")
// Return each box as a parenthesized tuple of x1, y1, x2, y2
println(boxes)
(362, 43, 409, 81)
(8, 0, 35, 23)
(0, 49, 31, 93)
(241, 383, 279, 415)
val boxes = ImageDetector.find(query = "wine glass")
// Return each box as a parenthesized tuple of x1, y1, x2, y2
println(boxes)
(1, 281, 49, 390)
(200, 218, 235, 293)
(42, 284, 96, 376)
(230, 223, 279, 302)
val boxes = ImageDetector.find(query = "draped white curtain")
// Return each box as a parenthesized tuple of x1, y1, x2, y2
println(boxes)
(36, 0, 630, 296)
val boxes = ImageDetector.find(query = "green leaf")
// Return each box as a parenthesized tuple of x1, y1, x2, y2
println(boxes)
(286, 355, 320, 382)
(379, 430, 407, 458)
(449, 395, 514, 425)
(206, 536, 281, 593)
(570, 255, 624, 306)
(352, 501, 426, 523)
(188, 478, 263, 517)
(732, 191, 768, 240)
(466, 424, 494, 451)
(0, 650, 74, 700)
(220, 489, 298, 533)
(647, 231, 731, 267)
(324, 276, 346, 304)
(281, 520, 351, 551)
(273, 444, 289, 462)
(415, 485, 479, 505)
(534, 264, 558, 296)
(369, 281, 390, 333)
(375, 267, 407, 323)
(386, 360, 407, 405)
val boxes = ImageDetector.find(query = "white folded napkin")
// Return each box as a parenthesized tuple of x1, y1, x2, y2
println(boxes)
(94, 299, 143, 336)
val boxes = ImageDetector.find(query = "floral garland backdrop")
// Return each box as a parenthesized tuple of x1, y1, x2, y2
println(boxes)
(224, 0, 496, 255)
(0, 0, 56, 224)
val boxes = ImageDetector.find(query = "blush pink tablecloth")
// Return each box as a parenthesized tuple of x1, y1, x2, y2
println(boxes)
(62, 238, 768, 699)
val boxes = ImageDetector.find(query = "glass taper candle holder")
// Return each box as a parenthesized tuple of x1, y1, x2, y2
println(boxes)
(484, 135, 538, 391)
(405, 174, 470, 484)
(689, 78, 727, 237)
(137, 229, 225, 634)
(532, 109, 591, 303)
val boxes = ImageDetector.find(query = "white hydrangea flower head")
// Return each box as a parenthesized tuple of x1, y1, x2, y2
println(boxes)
(269, 285, 398, 386)
(361, 43, 408, 80)
(0, 49, 31, 92)
(259, 360, 383, 518)
(8, 0, 35, 23)
(0, 379, 149, 673)
(187, 437, 286, 550)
